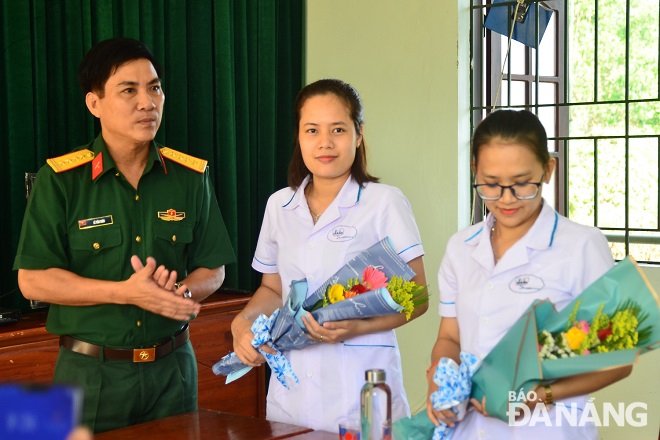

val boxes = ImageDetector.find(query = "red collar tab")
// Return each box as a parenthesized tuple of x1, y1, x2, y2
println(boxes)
(92, 152, 104, 180)
(157, 148, 168, 175)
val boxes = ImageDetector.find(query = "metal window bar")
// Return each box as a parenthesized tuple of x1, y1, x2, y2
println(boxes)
(594, 0, 599, 101)
(594, 138, 599, 227)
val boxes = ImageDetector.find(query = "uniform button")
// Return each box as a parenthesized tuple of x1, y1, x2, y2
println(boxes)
(136, 321, 142, 327)
(308, 243, 314, 249)
(307, 371, 313, 377)
(172, 235, 177, 242)
(135, 195, 140, 201)
(486, 282, 494, 289)
(309, 275, 315, 282)
(92, 242, 100, 250)
(482, 318, 489, 325)
(135, 236, 142, 243)
(115, 172, 120, 177)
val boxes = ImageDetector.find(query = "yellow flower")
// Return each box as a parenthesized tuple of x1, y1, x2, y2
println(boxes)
(565, 326, 587, 350)
(327, 284, 346, 304)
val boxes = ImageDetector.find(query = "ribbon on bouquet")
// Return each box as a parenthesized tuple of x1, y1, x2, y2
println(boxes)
(218, 309, 300, 389)
(250, 309, 299, 389)
(430, 352, 481, 440)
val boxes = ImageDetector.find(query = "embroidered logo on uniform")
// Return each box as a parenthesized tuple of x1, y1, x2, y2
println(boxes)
(158, 208, 185, 221)
(509, 274, 545, 293)
(326, 225, 357, 242)
(78, 215, 113, 229)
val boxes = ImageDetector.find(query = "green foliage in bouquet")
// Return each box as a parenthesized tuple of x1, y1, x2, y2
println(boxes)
(539, 298, 651, 360)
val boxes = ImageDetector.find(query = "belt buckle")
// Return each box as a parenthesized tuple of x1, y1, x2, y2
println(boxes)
(133, 347, 156, 362)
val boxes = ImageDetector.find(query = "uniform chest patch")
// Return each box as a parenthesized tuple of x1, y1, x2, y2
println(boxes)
(509, 274, 545, 293)
(327, 225, 357, 242)
(78, 215, 113, 229)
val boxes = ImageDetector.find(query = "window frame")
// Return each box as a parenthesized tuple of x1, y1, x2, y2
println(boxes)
(470, 0, 660, 264)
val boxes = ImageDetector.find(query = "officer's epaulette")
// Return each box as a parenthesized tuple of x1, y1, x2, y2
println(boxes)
(159, 147, 207, 173)
(46, 149, 95, 173)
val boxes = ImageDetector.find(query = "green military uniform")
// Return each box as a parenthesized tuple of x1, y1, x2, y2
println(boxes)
(14, 135, 235, 432)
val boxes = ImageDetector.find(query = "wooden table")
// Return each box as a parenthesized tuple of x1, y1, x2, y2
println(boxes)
(0, 290, 265, 417)
(95, 409, 316, 439)
(286, 431, 337, 439)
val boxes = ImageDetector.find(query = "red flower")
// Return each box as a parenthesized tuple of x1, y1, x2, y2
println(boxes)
(345, 284, 368, 298)
(598, 325, 613, 341)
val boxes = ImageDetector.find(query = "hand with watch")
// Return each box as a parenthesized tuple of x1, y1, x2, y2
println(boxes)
(542, 384, 554, 406)
(523, 383, 554, 412)
(174, 282, 193, 299)
(530, 383, 554, 409)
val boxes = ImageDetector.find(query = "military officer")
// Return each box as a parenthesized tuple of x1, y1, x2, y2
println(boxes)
(13, 38, 235, 433)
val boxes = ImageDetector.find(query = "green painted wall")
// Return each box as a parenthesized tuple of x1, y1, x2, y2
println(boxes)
(305, 1, 658, 438)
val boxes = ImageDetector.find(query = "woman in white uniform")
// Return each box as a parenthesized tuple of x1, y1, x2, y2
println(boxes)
(231, 79, 428, 432)
(427, 109, 632, 439)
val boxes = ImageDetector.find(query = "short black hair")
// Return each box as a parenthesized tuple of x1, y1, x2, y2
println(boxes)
(78, 37, 162, 96)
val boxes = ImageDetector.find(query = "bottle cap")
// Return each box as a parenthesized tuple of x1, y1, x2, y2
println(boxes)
(365, 369, 386, 383)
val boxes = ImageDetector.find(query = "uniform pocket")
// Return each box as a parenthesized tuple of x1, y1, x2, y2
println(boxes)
(152, 221, 193, 271)
(68, 225, 122, 279)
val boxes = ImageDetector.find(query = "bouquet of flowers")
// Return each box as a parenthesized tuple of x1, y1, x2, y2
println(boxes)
(212, 237, 428, 388)
(538, 299, 649, 360)
(470, 256, 660, 422)
(311, 265, 427, 320)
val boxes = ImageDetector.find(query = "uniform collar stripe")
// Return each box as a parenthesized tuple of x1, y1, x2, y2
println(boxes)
(464, 227, 484, 243)
(281, 192, 296, 208)
(548, 211, 559, 247)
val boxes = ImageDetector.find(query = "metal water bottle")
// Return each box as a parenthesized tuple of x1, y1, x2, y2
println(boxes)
(360, 369, 392, 440)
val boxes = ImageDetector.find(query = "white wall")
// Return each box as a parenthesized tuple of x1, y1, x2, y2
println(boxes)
(305, 1, 659, 438)
(306, 0, 466, 412)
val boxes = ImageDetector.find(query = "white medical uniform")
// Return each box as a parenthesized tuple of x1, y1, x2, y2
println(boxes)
(252, 175, 424, 432)
(438, 200, 614, 440)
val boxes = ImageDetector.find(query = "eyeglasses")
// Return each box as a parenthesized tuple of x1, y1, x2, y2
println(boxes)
(473, 175, 545, 201)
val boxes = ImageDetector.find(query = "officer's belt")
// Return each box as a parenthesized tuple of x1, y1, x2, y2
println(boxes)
(59, 324, 189, 363)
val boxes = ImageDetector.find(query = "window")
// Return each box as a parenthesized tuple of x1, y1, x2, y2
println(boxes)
(471, 0, 660, 263)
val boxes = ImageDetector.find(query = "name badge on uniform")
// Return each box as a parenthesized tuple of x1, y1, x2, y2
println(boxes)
(327, 225, 357, 242)
(78, 215, 113, 229)
(509, 274, 545, 293)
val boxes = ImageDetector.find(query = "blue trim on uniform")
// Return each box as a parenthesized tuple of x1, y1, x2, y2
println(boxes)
(398, 243, 421, 255)
(548, 211, 559, 247)
(342, 343, 395, 348)
(355, 186, 362, 203)
(254, 257, 276, 267)
(281, 192, 296, 208)
(464, 227, 484, 242)
(440, 301, 456, 305)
